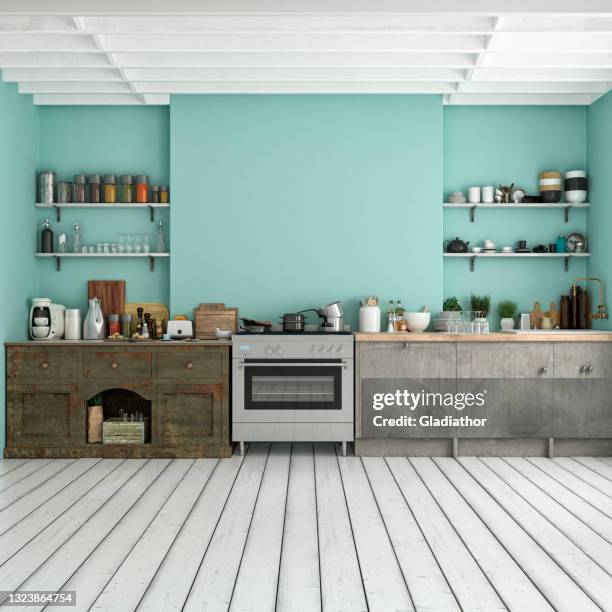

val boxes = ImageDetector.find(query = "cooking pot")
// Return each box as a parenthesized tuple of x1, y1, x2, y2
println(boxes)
(299, 301, 344, 332)
(281, 313, 306, 333)
(444, 237, 470, 253)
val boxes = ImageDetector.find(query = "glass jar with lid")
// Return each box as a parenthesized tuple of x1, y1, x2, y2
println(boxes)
(135, 175, 148, 203)
(88, 175, 101, 204)
(72, 174, 88, 203)
(120, 175, 134, 203)
(159, 185, 169, 204)
(103, 175, 117, 204)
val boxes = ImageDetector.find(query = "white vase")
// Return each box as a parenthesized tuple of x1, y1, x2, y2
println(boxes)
(500, 318, 515, 331)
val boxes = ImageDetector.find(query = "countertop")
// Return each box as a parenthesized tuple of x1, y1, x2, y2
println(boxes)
(354, 331, 612, 342)
(5, 339, 232, 346)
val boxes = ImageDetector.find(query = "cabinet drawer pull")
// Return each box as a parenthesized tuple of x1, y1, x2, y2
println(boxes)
(111, 362, 119, 369)
(587, 365, 594, 373)
(41, 362, 49, 370)
(540, 367, 547, 375)
(579, 365, 585, 373)
(186, 362, 194, 370)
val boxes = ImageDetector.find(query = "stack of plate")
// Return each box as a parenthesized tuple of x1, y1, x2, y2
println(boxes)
(539, 171, 562, 203)
(448, 191, 466, 204)
(564, 170, 588, 203)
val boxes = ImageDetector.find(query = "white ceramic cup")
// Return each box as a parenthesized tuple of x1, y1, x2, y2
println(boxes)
(468, 186, 481, 204)
(481, 186, 494, 203)
(483, 239, 495, 248)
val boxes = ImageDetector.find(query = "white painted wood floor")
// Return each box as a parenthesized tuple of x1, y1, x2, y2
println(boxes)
(1, 446, 612, 612)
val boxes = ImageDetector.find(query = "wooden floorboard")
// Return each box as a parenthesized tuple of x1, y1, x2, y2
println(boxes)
(0, 452, 609, 612)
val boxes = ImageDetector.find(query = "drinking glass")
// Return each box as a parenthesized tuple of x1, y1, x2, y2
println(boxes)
(111, 242, 117, 254)
(118, 233, 125, 253)
(125, 233, 133, 253)
(143, 234, 150, 254)
(134, 234, 142, 254)
(96, 242, 103, 254)
(103, 242, 110, 254)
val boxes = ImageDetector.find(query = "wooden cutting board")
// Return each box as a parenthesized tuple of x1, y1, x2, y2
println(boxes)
(88, 280, 126, 317)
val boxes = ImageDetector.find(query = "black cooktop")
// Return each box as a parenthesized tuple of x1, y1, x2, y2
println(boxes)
(236, 330, 353, 335)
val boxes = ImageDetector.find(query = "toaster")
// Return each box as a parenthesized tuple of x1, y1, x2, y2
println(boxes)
(167, 320, 194, 339)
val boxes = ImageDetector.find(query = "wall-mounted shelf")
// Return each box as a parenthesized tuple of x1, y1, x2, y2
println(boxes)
(444, 252, 590, 272)
(443, 202, 590, 223)
(35, 203, 170, 222)
(35, 252, 170, 271)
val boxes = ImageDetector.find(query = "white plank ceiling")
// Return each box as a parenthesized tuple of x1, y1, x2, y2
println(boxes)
(1, 1, 612, 105)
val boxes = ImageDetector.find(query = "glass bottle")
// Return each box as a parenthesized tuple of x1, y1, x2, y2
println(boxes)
(143, 234, 150, 253)
(156, 220, 165, 253)
(72, 219, 82, 253)
(136, 307, 144, 335)
(57, 226, 67, 253)
(40, 218, 54, 253)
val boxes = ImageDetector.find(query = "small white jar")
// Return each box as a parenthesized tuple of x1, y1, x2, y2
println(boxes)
(468, 186, 481, 203)
(359, 306, 381, 333)
(64, 309, 82, 340)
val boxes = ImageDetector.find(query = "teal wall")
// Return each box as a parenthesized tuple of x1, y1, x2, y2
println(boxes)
(170, 95, 443, 328)
(443, 106, 588, 328)
(0, 79, 37, 451)
(36, 106, 170, 313)
(587, 91, 612, 330)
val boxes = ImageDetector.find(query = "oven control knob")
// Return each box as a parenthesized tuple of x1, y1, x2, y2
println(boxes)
(264, 345, 272, 355)
(310, 344, 316, 353)
(327, 345, 334, 353)
(275, 344, 283, 355)
(318, 344, 325, 353)
(336, 345, 343, 353)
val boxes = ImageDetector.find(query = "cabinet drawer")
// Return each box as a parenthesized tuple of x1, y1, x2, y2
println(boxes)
(155, 350, 224, 381)
(7, 347, 78, 382)
(83, 351, 152, 379)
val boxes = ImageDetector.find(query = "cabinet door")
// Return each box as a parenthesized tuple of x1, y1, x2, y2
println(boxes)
(155, 384, 222, 445)
(359, 342, 456, 378)
(8, 384, 82, 446)
(584, 344, 612, 437)
(553, 343, 588, 437)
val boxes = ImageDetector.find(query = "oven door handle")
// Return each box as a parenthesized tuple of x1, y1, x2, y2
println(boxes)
(237, 360, 349, 370)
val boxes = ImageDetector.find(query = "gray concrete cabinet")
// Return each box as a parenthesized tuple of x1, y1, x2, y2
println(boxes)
(553, 343, 612, 438)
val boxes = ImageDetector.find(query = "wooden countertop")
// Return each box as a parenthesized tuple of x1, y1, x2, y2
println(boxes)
(354, 331, 612, 342)
(5, 339, 231, 347)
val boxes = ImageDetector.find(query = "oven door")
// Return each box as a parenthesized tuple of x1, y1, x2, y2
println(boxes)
(233, 359, 353, 423)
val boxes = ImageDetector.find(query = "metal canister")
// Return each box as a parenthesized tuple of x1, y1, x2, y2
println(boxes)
(121, 313, 133, 337)
(56, 181, 72, 203)
(39, 170, 55, 204)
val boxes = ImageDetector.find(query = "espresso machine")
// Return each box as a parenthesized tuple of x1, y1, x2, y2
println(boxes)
(29, 298, 65, 340)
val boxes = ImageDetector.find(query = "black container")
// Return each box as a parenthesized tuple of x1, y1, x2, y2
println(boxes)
(540, 190, 562, 203)
(564, 177, 588, 191)
(40, 219, 54, 253)
(281, 313, 306, 333)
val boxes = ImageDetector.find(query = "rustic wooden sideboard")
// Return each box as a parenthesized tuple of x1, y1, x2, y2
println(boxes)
(5, 341, 232, 458)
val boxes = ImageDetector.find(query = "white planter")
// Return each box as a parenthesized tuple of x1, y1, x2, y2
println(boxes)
(359, 306, 381, 333)
(500, 318, 515, 331)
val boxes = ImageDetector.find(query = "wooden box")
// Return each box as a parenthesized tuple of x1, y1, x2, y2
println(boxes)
(194, 303, 238, 339)
(102, 418, 149, 445)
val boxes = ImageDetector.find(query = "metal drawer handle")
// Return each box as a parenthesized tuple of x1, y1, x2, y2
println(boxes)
(237, 360, 348, 370)
(41, 362, 49, 369)
(111, 362, 119, 369)
(579, 365, 585, 373)
(540, 367, 547, 375)
(186, 362, 194, 370)
(587, 365, 594, 373)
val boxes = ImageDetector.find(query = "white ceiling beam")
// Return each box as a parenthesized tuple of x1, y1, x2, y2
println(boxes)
(474, 67, 612, 81)
(19, 81, 134, 93)
(0, 51, 476, 69)
(481, 52, 612, 67)
(2, 67, 466, 82)
(33, 92, 169, 104)
(3, 0, 612, 16)
(446, 92, 600, 104)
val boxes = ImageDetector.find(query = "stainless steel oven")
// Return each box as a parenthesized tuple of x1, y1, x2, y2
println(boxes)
(232, 334, 354, 455)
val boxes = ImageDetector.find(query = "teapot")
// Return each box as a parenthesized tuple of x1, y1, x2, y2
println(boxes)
(444, 237, 470, 253)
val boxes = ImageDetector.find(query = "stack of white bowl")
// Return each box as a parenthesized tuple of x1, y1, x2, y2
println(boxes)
(448, 191, 466, 204)
(564, 170, 588, 203)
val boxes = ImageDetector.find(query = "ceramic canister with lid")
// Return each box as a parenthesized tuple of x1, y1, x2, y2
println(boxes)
(64, 309, 81, 340)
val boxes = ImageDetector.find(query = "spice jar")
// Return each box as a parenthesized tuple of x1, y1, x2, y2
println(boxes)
(120, 175, 134, 203)
(159, 185, 169, 204)
(103, 175, 117, 203)
(39, 170, 55, 204)
(151, 185, 159, 203)
(135, 175, 148, 203)
(72, 174, 88, 203)
(56, 181, 72, 203)
(121, 313, 132, 337)
(108, 314, 120, 337)
(88, 175, 101, 204)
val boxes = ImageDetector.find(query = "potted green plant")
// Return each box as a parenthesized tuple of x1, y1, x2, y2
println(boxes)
(497, 300, 518, 331)
(438, 296, 463, 332)
(470, 294, 491, 317)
